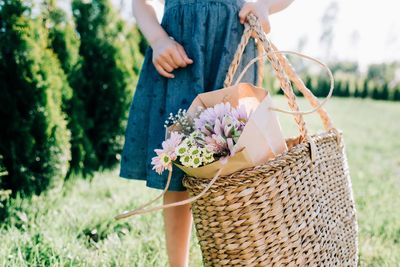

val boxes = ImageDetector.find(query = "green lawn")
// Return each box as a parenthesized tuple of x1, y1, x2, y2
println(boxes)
(1, 97, 399, 267)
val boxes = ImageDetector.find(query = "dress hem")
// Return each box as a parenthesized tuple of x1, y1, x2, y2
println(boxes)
(118, 170, 187, 192)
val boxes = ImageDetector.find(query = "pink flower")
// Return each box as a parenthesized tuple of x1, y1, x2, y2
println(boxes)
(151, 131, 184, 175)
(151, 154, 172, 175)
(205, 134, 227, 155)
(158, 132, 184, 158)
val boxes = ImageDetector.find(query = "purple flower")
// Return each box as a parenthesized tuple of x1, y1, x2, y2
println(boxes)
(194, 102, 233, 130)
(232, 105, 249, 128)
(193, 103, 249, 157)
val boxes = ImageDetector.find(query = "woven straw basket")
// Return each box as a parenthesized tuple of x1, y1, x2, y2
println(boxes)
(180, 14, 359, 266)
(114, 13, 359, 267)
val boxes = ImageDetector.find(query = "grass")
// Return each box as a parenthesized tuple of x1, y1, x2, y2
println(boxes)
(1, 97, 399, 266)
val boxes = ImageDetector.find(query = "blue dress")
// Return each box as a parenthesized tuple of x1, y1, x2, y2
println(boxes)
(119, 0, 258, 191)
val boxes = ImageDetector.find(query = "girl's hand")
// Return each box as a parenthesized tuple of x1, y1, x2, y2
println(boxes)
(151, 36, 193, 78)
(238, 1, 272, 34)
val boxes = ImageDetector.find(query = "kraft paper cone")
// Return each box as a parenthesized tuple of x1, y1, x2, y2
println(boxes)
(174, 147, 254, 179)
(166, 82, 288, 177)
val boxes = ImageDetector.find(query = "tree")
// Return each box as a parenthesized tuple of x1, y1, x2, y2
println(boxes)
(354, 87, 360, 98)
(42, 0, 95, 179)
(0, 0, 71, 196)
(316, 75, 330, 97)
(361, 79, 369, 98)
(342, 80, 350, 97)
(136, 28, 149, 56)
(334, 79, 342, 97)
(367, 63, 396, 87)
(393, 86, 400, 101)
(42, 0, 80, 76)
(371, 87, 380, 100)
(329, 61, 359, 74)
(304, 75, 313, 90)
(72, 0, 136, 172)
(381, 82, 389, 100)
(125, 24, 145, 75)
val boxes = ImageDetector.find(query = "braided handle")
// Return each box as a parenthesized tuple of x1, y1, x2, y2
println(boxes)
(224, 20, 253, 88)
(225, 13, 308, 140)
(114, 167, 224, 220)
(225, 13, 334, 131)
(256, 39, 265, 87)
(270, 42, 333, 129)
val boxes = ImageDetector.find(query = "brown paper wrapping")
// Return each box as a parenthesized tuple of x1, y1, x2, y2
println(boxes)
(167, 83, 288, 179)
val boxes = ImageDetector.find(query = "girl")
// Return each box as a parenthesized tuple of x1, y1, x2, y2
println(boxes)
(119, 0, 295, 266)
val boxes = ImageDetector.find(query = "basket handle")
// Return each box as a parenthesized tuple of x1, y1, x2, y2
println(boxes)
(234, 51, 334, 117)
(225, 13, 334, 131)
(114, 167, 225, 220)
(270, 42, 333, 129)
(224, 14, 309, 141)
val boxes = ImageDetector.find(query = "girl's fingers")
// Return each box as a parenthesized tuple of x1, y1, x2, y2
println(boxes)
(238, 4, 272, 34)
(176, 44, 194, 64)
(170, 46, 187, 67)
(154, 63, 175, 78)
(159, 60, 174, 73)
(238, 3, 252, 24)
(160, 52, 178, 69)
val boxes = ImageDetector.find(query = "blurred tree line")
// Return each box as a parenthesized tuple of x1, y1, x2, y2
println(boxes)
(268, 60, 400, 101)
(0, 0, 146, 213)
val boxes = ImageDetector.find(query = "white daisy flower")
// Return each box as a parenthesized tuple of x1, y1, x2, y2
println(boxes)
(190, 156, 202, 168)
(175, 143, 189, 156)
(189, 147, 201, 156)
(180, 155, 192, 167)
(198, 147, 214, 163)
(184, 137, 194, 147)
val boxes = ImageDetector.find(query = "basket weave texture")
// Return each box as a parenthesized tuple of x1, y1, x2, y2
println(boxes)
(183, 130, 358, 266)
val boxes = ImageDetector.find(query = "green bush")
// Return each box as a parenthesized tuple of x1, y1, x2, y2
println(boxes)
(354, 87, 361, 98)
(361, 79, 369, 98)
(126, 25, 145, 74)
(137, 29, 149, 55)
(0, 0, 71, 196)
(334, 79, 343, 96)
(71, 0, 136, 172)
(342, 80, 350, 97)
(43, 0, 80, 77)
(392, 86, 400, 101)
(381, 83, 389, 100)
(42, 0, 94, 179)
(316, 75, 330, 97)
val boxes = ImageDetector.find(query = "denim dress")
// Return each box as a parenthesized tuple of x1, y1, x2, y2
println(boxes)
(119, 0, 258, 191)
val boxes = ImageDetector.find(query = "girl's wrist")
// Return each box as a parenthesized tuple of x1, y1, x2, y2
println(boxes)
(149, 31, 170, 49)
(150, 36, 170, 51)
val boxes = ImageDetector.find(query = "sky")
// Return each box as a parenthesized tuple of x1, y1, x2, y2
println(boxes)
(60, 0, 400, 71)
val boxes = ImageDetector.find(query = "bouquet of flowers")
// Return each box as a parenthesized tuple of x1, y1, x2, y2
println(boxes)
(151, 84, 288, 178)
(151, 102, 250, 175)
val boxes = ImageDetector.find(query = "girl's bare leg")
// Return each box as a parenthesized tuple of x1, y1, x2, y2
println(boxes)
(163, 191, 193, 267)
